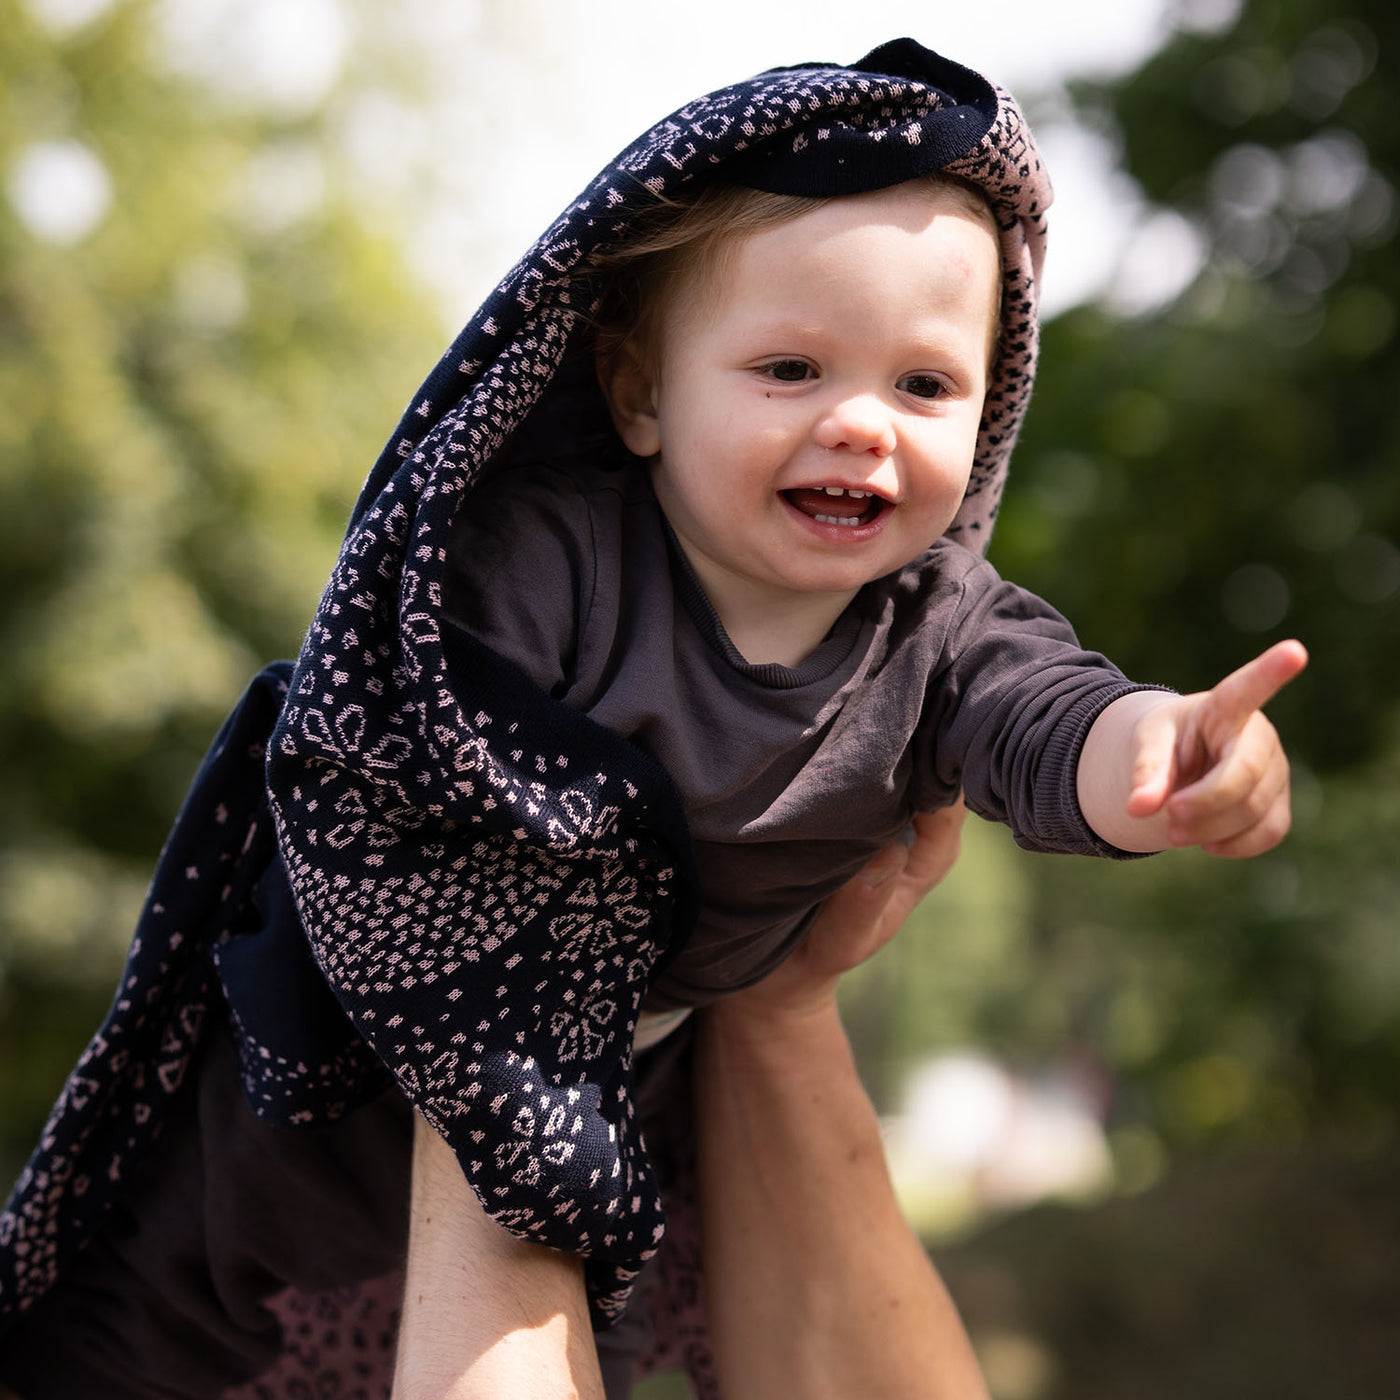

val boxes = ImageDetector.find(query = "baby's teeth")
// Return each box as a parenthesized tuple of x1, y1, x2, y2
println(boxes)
(824, 486, 844, 496)
(848, 489, 872, 499)
(814, 513, 860, 527)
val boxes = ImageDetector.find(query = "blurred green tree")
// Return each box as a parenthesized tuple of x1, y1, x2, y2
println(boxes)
(0, 0, 439, 1174)
(1006, 0, 1397, 758)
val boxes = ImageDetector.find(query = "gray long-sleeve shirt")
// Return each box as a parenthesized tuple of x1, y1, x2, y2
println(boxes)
(444, 459, 1149, 1008)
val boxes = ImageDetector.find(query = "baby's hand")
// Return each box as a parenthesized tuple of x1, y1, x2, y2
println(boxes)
(1124, 639, 1308, 858)
(1077, 640, 1308, 857)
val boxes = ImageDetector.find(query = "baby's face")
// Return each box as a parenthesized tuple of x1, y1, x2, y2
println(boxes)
(612, 181, 1001, 640)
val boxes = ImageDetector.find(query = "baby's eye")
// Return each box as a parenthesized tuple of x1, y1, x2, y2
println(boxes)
(763, 359, 813, 383)
(897, 374, 946, 400)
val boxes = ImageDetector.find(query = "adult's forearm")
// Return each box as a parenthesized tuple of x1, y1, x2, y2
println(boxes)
(696, 1000, 989, 1400)
(392, 1113, 605, 1400)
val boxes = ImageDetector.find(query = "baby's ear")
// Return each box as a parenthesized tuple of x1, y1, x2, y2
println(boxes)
(598, 342, 662, 459)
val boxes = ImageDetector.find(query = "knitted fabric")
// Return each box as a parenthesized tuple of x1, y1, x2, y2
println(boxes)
(0, 38, 1053, 1333)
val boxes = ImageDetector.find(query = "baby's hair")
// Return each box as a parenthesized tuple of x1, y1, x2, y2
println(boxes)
(587, 174, 1003, 379)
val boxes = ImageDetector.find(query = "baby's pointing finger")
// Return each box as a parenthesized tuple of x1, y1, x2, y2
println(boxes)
(1206, 639, 1309, 735)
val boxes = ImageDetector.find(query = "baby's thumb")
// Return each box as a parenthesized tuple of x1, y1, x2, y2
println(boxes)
(1126, 707, 1178, 817)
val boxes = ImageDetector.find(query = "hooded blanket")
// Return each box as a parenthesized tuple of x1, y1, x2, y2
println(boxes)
(1, 38, 1052, 1334)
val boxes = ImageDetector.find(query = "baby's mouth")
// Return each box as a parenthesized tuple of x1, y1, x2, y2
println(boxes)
(782, 486, 887, 528)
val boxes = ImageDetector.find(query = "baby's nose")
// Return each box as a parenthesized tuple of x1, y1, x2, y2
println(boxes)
(814, 393, 897, 457)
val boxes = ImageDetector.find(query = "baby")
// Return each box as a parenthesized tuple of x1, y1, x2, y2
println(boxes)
(417, 162, 1303, 1394)
(443, 172, 1304, 1030)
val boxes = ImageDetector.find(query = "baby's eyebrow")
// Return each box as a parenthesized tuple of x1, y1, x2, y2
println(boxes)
(733, 315, 826, 338)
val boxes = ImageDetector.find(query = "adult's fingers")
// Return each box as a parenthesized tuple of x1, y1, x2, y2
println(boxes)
(804, 840, 913, 977)
(898, 803, 966, 903)
(807, 801, 967, 976)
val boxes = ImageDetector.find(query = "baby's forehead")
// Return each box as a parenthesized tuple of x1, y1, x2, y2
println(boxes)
(687, 178, 997, 282)
(673, 182, 1001, 312)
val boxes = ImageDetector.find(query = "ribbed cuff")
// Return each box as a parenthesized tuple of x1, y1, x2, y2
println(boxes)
(1028, 681, 1178, 860)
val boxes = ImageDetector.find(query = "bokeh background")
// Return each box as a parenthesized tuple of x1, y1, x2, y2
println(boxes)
(2, 1, 1397, 1396)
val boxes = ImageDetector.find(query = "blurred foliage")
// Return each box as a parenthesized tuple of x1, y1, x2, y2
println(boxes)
(0, 0, 440, 1177)
(938, 1143, 1400, 1400)
(847, 0, 1400, 1175)
(1012, 0, 1398, 762)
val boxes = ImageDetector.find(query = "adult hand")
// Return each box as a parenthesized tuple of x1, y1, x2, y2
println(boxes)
(720, 800, 966, 1025)
(697, 796, 989, 1400)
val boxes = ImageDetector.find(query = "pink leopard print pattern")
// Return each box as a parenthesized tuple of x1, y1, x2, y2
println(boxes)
(223, 1275, 401, 1400)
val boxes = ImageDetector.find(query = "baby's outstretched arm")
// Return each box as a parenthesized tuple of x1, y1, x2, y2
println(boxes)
(1076, 639, 1309, 857)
